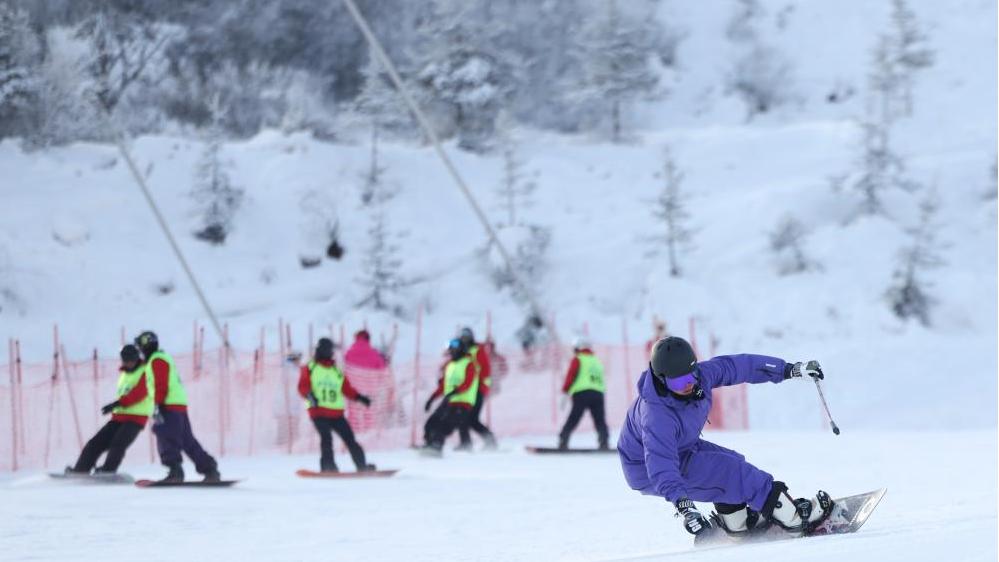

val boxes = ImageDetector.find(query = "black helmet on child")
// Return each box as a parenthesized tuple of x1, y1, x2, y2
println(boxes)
(650, 336, 697, 381)
(120, 344, 141, 364)
(458, 327, 475, 345)
(315, 337, 335, 361)
(134, 331, 159, 356)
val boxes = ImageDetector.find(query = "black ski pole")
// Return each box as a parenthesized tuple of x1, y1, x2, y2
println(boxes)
(813, 379, 840, 435)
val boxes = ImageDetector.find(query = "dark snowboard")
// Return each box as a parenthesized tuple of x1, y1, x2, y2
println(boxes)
(525, 446, 616, 454)
(296, 469, 398, 478)
(49, 472, 135, 484)
(135, 479, 240, 488)
(695, 488, 887, 548)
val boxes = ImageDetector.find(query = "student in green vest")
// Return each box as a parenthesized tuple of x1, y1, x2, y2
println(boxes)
(135, 330, 220, 483)
(456, 326, 497, 451)
(66, 344, 151, 474)
(558, 337, 610, 450)
(297, 337, 376, 472)
(421, 338, 478, 456)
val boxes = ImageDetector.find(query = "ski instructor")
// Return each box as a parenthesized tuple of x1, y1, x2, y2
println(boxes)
(617, 336, 834, 540)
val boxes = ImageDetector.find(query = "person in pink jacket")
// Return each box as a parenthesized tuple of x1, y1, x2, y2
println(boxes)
(344, 330, 387, 370)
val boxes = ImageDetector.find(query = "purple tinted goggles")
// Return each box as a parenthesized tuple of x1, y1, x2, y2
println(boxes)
(666, 372, 698, 392)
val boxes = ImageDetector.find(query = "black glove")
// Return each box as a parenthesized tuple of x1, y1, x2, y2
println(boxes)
(674, 498, 710, 536)
(785, 360, 824, 381)
(100, 400, 120, 415)
(424, 396, 436, 412)
(356, 394, 372, 407)
(306, 392, 319, 408)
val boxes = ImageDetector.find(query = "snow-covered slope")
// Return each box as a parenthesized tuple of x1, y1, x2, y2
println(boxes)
(1, 430, 995, 562)
(0, 0, 995, 432)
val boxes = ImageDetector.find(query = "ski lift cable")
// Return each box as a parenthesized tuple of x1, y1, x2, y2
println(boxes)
(339, 0, 559, 344)
(104, 114, 236, 361)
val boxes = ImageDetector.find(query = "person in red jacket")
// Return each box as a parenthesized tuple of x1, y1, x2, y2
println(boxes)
(559, 337, 609, 450)
(66, 345, 150, 475)
(297, 337, 375, 472)
(421, 338, 478, 456)
(135, 330, 220, 483)
(456, 327, 497, 450)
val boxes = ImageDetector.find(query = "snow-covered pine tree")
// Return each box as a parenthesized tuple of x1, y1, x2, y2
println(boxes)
(769, 215, 818, 275)
(360, 126, 386, 206)
(413, 0, 516, 152)
(354, 50, 415, 140)
(848, 37, 919, 217)
(574, 0, 661, 142)
(0, 2, 37, 138)
(75, 4, 167, 115)
(885, 192, 944, 326)
(887, 0, 934, 117)
(356, 130, 405, 315)
(191, 97, 243, 245)
(648, 148, 693, 277)
(494, 129, 536, 229)
(725, 0, 794, 119)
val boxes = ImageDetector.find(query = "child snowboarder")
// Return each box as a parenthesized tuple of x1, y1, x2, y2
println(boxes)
(617, 336, 834, 539)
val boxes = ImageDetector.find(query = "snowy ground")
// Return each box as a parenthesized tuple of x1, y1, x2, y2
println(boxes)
(2, 430, 995, 562)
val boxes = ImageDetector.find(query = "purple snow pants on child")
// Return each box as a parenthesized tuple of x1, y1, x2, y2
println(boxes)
(680, 440, 774, 511)
(153, 409, 217, 474)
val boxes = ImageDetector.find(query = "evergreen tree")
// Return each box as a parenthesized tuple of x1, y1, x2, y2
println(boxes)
(0, 2, 37, 138)
(886, 193, 944, 326)
(887, 0, 934, 117)
(356, 130, 405, 315)
(574, 0, 661, 142)
(494, 129, 536, 229)
(725, 0, 794, 119)
(354, 50, 415, 139)
(191, 97, 243, 245)
(648, 148, 693, 277)
(769, 216, 818, 275)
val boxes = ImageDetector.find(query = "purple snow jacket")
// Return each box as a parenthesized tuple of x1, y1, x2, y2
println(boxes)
(617, 354, 787, 503)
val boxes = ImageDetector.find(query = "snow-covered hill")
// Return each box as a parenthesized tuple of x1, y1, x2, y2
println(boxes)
(0, 0, 995, 432)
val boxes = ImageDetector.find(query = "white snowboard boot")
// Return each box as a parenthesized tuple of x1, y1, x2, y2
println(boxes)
(762, 482, 834, 533)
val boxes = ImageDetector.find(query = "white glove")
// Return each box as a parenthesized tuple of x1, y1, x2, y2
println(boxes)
(788, 360, 824, 381)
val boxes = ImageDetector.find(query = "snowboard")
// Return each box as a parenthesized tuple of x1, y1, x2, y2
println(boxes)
(525, 446, 616, 454)
(296, 469, 398, 479)
(695, 488, 887, 548)
(49, 471, 135, 484)
(135, 479, 241, 488)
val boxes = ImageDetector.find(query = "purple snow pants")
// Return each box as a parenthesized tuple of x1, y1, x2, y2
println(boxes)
(153, 409, 217, 474)
(680, 440, 774, 511)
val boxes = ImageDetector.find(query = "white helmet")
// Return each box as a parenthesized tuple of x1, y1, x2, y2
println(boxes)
(572, 336, 590, 350)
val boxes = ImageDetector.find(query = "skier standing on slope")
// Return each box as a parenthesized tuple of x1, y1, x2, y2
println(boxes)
(136, 331, 221, 483)
(558, 337, 610, 450)
(455, 327, 497, 450)
(298, 337, 376, 472)
(66, 344, 151, 475)
(617, 336, 834, 539)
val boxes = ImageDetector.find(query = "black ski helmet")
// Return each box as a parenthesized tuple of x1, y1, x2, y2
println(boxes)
(120, 344, 141, 364)
(315, 337, 335, 361)
(134, 331, 159, 356)
(650, 336, 698, 381)
(458, 327, 475, 345)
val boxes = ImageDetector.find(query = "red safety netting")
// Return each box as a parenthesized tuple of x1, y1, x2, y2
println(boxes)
(1, 320, 745, 472)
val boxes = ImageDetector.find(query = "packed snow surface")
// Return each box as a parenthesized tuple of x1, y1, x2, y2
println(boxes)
(1, 430, 995, 562)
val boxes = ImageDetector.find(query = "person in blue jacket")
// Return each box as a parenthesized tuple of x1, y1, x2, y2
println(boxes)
(617, 336, 834, 539)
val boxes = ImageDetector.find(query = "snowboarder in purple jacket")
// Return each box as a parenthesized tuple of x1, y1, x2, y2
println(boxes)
(618, 336, 834, 540)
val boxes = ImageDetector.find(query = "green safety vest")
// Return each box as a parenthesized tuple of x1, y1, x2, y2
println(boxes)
(468, 345, 490, 388)
(444, 356, 478, 406)
(146, 350, 188, 406)
(568, 353, 606, 395)
(308, 361, 346, 410)
(113, 365, 154, 417)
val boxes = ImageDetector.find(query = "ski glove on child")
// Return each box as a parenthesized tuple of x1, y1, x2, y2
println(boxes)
(675, 498, 710, 535)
